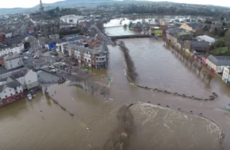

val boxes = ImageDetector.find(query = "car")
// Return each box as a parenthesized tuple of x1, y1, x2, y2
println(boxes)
(23, 56, 29, 59)
(50, 69, 56, 73)
(49, 65, 55, 69)
(34, 55, 39, 59)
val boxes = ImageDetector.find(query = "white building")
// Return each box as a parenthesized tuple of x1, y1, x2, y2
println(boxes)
(206, 55, 230, 73)
(11, 69, 39, 90)
(222, 66, 230, 83)
(60, 15, 83, 25)
(196, 35, 215, 45)
(24, 70, 39, 89)
(0, 79, 24, 107)
(3, 53, 23, 70)
(0, 43, 24, 57)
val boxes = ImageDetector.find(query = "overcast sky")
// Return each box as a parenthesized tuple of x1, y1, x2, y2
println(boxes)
(0, 0, 230, 8)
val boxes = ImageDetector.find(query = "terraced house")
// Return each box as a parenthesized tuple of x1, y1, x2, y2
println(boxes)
(0, 78, 24, 107)
(206, 55, 230, 73)
(183, 40, 210, 55)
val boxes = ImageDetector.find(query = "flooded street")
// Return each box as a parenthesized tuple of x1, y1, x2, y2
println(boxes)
(0, 27, 230, 150)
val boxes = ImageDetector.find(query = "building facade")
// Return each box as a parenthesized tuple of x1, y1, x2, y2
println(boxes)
(60, 15, 83, 25)
(222, 66, 230, 83)
(65, 43, 108, 69)
(24, 70, 39, 89)
(3, 53, 23, 70)
(206, 55, 230, 73)
(0, 43, 24, 57)
(0, 80, 24, 107)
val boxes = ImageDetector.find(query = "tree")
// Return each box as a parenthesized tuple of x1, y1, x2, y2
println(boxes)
(225, 30, 230, 50)
(206, 73, 214, 83)
(197, 65, 202, 74)
(202, 70, 208, 78)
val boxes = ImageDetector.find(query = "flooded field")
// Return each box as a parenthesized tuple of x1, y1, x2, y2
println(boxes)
(0, 37, 229, 149)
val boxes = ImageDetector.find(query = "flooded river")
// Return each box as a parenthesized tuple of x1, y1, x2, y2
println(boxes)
(1, 37, 230, 150)
(0, 27, 230, 149)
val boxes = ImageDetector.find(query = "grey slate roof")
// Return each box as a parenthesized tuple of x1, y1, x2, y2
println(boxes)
(57, 34, 84, 43)
(207, 55, 230, 66)
(189, 41, 210, 47)
(6, 80, 21, 88)
(10, 68, 28, 79)
(66, 43, 106, 55)
(4, 53, 21, 61)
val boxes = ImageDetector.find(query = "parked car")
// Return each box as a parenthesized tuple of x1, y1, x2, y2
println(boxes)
(50, 69, 56, 73)
(23, 56, 29, 59)
(49, 65, 55, 69)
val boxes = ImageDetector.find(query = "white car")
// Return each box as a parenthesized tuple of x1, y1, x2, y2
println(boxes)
(23, 56, 29, 59)
(50, 69, 56, 73)
(27, 93, 32, 100)
(49, 65, 55, 69)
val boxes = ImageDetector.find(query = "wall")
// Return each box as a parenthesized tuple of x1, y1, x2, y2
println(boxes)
(24, 70, 39, 89)
(4, 57, 23, 70)
(16, 76, 26, 90)
(0, 92, 24, 107)
(0, 44, 24, 57)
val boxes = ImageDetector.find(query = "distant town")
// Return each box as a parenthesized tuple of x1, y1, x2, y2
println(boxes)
(0, 0, 230, 150)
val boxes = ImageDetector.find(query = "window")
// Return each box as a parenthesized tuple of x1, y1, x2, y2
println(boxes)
(9, 89, 11, 91)
(5, 95, 7, 98)
(4, 91, 6, 93)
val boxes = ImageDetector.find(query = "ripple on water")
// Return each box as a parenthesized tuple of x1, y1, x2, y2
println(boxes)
(128, 103, 221, 150)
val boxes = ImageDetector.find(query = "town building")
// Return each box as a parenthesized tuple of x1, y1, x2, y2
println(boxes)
(0, 78, 24, 107)
(3, 53, 23, 70)
(150, 27, 166, 36)
(184, 40, 210, 54)
(206, 55, 230, 73)
(0, 35, 25, 57)
(60, 15, 83, 25)
(159, 19, 170, 26)
(196, 35, 215, 44)
(65, 43, 108, 69)
(11, 69, 39, 90)
(222, 66, 230, 84)
(180, 22, 200, 32)
(56, 34, 84, 54)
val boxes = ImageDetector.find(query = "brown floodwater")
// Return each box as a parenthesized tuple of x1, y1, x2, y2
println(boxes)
(0, 31, 230, 149)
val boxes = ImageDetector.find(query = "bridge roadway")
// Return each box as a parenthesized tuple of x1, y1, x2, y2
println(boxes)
(108, 34, 152, 40)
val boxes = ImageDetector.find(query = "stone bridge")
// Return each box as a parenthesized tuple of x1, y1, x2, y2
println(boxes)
(109, 34, 152, 40)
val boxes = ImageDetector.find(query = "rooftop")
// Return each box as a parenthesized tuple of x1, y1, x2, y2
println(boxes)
(188, 41, 210, 47)
(4, 53, 21, 61)
(196, 35, 215, 43)
(207, 55, 230, 66)
(0, 66, 25, 75)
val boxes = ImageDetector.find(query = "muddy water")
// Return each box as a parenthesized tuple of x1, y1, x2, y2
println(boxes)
(0, 37, 229, 150)
(104, 18, 155, 36)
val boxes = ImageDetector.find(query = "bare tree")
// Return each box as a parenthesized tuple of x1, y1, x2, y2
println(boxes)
(206, 73, 214, 83)
(202, 69, 208, 78)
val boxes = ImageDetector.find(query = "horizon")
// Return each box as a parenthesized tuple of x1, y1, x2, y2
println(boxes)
(0, 0, 230, 9)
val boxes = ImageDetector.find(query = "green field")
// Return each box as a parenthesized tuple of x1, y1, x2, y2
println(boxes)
(75, 84, 83, 89)
(213, 47, 229, 55)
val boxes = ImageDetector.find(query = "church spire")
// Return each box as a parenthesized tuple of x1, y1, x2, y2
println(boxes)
(39, 0, 44, 13)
